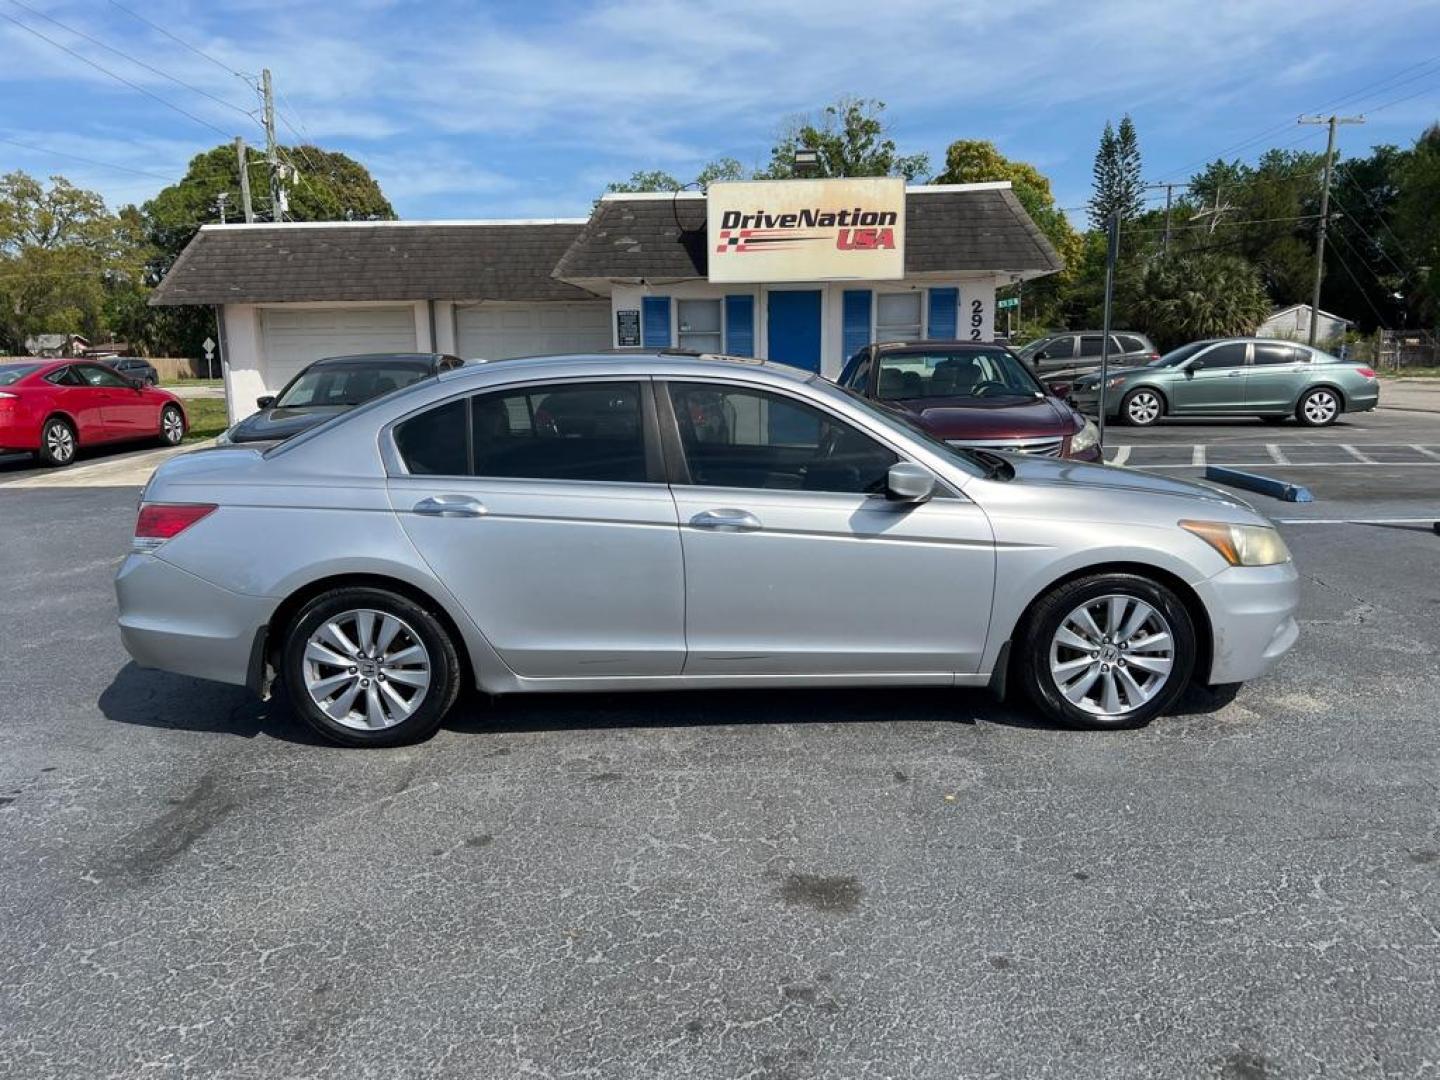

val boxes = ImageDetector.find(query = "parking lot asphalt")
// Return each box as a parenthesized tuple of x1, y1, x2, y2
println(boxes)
(2, 409, 1438, 1078)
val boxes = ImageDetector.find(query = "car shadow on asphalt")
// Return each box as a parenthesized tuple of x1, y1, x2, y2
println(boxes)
(100, 662, 1237, 744)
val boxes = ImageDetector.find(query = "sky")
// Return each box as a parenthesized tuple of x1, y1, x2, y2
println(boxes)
(2, 0, 1439, 225)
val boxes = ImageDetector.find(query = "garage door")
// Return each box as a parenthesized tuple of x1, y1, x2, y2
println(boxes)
(260, 307, 418, 390)
(456, 302, 610, 360)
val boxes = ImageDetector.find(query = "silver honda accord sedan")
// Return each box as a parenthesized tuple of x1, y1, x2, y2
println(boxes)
(116, 353, 1299, 747)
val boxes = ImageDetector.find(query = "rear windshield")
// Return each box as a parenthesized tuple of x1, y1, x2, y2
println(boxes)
(0, 363, 40, 386)
(276, 362, 432, 408)
(876, 348, 1043, 401)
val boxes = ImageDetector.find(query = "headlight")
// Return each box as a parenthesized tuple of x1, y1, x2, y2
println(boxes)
(1070, 418, 1100, 453)
(1179, 520, 1291, 567)
(214, 426, 234, 445)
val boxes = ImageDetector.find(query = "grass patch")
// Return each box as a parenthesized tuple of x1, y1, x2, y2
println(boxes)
(182, 398, 229, 441)
(162, 377, 224, 388)
(1378, 367, 1440, 379)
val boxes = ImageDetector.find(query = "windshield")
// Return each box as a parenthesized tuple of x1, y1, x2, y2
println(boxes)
(276, 362, 432, 408)
(826, 381, 985, 478)
(0, 363, 40, 386)
(876, 348, 1043, 401)
(1149, 341, 1210, 367)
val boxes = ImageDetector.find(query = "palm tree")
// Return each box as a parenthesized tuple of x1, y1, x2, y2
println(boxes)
(1133, 254, 1273, 349)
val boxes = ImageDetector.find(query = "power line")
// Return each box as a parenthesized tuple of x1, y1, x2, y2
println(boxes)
(1327, 190, 1409, 278)
(104, 0, 256, 86)
(3, 0, 260, 127)
(1327, 228, 1393, 328)
(0, 135, 174, 181)
(0, 9, 234, 139)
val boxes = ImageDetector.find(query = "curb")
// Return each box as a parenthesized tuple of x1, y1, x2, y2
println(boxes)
(1204, 465, 1314, 503)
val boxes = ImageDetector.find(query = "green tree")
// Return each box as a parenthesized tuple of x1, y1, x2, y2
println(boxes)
(1132, 253, 1273, 348)
(1088, 115, 1144, 229)
(1393, 124, 1440, 325)
(606, 169, 683, 193)
(0, 172, 146, 353)
(762, 97, 928, 181)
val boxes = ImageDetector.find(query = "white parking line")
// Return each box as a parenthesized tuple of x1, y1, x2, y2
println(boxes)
(1192, 444, 1206, 467)
(1109, 445, 1131, 466)
(1266, 443, 1290, 465)
(1277, 517, 1439, 525)
(1339, 443, 1377, 463)
(1412, 444, 1440, 461)
(1139, 461, 1440, 469)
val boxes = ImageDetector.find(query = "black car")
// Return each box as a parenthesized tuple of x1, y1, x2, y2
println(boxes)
(219, 353, 464, 444)
(105, 356, 159, 385)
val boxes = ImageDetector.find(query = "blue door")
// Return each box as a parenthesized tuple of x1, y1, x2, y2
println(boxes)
(766, 290, 823, 373)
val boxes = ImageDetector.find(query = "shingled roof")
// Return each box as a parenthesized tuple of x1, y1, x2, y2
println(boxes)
(149, 220, 597, 306)
(552, 183, 1064, 282)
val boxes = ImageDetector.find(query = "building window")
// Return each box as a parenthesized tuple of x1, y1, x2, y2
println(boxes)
(677, 299, 722, 354)
(875, 292, 922, 344)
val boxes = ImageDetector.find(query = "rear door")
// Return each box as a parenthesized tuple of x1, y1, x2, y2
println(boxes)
(661, 379, 996, 677)
(1245, 342, 1308, 411)
(386, 378, 686, 678)
(1171, 342, 1250, 414)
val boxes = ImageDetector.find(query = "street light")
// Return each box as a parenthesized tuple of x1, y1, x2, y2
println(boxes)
(793, 147, 820, 177)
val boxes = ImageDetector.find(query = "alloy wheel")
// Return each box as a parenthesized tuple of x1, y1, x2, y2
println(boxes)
(1302, 390, 1338, 425)
(46, 423, 75, 463)
(1048, 593, 1175, 717)
(1126, 391, 1161, 425)
(161, 407, 184, 444)
(301, 608, 432, 731)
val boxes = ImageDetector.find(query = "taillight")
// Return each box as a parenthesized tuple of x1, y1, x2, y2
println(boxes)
(1355, 366, 1376, 378)
(1148, 353, 1161, 361)
(133, 503, 216, 551)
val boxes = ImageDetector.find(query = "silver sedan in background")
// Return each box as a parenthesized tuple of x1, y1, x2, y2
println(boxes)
(116, 353, 1299, 747)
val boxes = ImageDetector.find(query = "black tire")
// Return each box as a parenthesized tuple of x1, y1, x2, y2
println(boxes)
(1120, 387, 1164, 427)
(281, 586, 461, 747)
(157, 404, 186, 447)
(1016, 572, 1197, 730)
(1296, 387, 1341, 427)
(37, 416, 77, 468)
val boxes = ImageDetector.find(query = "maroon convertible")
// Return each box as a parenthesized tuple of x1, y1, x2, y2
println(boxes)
(837, 340, 1101, 461)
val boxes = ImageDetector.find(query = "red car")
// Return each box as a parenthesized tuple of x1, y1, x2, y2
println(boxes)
(0, 359, 188, 468)
(837, 340, 1102, 461)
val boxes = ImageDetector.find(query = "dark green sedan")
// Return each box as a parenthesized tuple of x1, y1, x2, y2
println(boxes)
(1068, 338, 1380, 427)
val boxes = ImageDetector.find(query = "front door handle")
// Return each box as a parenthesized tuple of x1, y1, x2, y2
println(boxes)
(413, 494, 487, 518)
(1227, 370, 1243, 377)
(690, 509, 762, 532)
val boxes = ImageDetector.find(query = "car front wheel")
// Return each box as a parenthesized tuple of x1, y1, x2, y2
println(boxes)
(1017, 573, 1197, 730)
(281, 586, 461, 747)
(1296, 387, 1341, 426)
(1121, 388, 1163, 427)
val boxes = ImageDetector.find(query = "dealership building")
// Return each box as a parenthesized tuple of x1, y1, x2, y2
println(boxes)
(151, 178, 1062, 422)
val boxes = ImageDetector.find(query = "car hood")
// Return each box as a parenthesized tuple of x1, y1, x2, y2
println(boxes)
(888, 394, 1079, 438)
(1000, 452, 1252, 508)
(228, 405, 349, 442)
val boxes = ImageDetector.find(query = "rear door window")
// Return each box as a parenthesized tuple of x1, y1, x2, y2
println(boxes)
(1078, 335, 1107, 358)
(1253, 343, 1302, 366)
(472, 382, 648, 483)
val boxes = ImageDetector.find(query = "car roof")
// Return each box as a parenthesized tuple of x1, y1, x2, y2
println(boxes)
(434, 350, 815, 386)
(308, 352, 455, 367)
(870, 340, 1011, 352)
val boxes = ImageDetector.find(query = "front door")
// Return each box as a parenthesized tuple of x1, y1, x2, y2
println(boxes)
(663, 381, 996, 676)
(766, 290, 823, 373)
(387, 380, 685, 678)
(76, 363, 149, 437)
(1170, 341, 1250, 414)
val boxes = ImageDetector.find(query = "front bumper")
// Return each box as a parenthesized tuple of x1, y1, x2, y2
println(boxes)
(1193, 560, 1301, 684)
(1066, 388, 1117, 417)
(115, 553, 274, 687)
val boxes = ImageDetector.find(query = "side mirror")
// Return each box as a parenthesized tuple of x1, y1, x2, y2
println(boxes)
(1187, 360, 1205, 375)
(256, 395, 276, 409)
(128, 377, 145, 390)
(886, 462, 936, 504)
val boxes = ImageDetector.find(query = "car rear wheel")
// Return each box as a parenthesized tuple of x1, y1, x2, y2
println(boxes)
(281, 586, 461, 747)
(37, 417, 77, 468)
(1121, 388, 1163, 427)
(158, 404, 185, 446)
(1017, 573, 1196, 730)
(1296, 388, 1341, 426)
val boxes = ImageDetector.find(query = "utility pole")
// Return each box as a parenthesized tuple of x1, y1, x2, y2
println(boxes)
(1097, 212, 1120, 452)
(1299, 114, 1364, 346)
(215, 191, 229, 224)
(1145, 183, 1178, 255)
(261, 68, 284, 222)
(234, 136, 254, 223)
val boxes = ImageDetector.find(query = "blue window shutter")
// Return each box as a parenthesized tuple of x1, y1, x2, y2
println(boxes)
(928, 287, 959, 339)
(642, 297, 671, 348)
(841, 290, 872, 359)
(724, 295, 754, 356)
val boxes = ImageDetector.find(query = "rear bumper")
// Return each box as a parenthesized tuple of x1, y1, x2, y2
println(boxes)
(1193, 561, 1301, 684)
(115, 553, 274, 688)
(1347, 384, 1380, 412)
(0, 417, 39, 452)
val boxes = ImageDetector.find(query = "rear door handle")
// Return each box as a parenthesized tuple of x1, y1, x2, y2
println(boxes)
(690, 509, 762, 532)
(413, 494, 487, 518)
(1227, 370, 1244, 377)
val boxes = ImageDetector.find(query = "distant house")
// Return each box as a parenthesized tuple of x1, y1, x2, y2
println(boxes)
(23, 333, 89, 358)
(1257, 304, 1352, 347)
